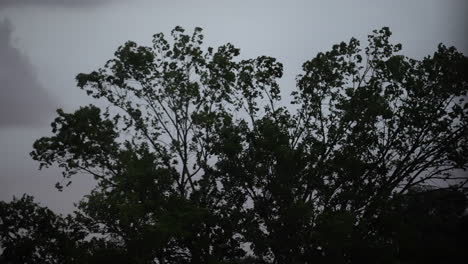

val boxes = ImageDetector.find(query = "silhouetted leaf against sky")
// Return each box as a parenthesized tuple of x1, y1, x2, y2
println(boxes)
(0, 19, 56, 128)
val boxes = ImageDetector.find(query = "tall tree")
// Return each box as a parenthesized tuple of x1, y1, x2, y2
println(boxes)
(1, 27, 467, 263)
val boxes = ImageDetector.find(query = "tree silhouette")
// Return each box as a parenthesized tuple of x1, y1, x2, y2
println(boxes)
(1, 26, 467, 263)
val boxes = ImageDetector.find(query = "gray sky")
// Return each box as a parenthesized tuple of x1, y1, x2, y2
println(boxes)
(0, 19, 55, 128)
(0, 0, 467, 213)
(0, 0, 110, 8)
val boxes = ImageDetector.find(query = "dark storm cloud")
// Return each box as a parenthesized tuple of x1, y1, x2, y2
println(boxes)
(0, 0, 109, 8)
(0, 19, 56, 128)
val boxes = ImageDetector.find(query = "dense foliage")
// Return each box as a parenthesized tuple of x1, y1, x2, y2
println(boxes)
(1, 27, 467, 263)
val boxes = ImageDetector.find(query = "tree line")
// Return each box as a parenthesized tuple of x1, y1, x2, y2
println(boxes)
(1, 26, 467, 263)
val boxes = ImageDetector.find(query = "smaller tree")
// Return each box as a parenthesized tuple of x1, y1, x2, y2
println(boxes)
(0, 195, 82, 263)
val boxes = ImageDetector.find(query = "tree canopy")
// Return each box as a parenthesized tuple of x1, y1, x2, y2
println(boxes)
(1, 26, 468, 263)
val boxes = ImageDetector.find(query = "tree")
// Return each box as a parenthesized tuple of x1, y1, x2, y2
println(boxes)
(1, 26, 467, 263)
(0, 195, 81, 263)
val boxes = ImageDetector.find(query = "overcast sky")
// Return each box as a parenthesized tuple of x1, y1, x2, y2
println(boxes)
(0, 0, 467, 214)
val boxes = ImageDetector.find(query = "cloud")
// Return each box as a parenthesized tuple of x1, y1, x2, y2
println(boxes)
(0, 0, 110, 8)
(0, 19, 56, 128)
